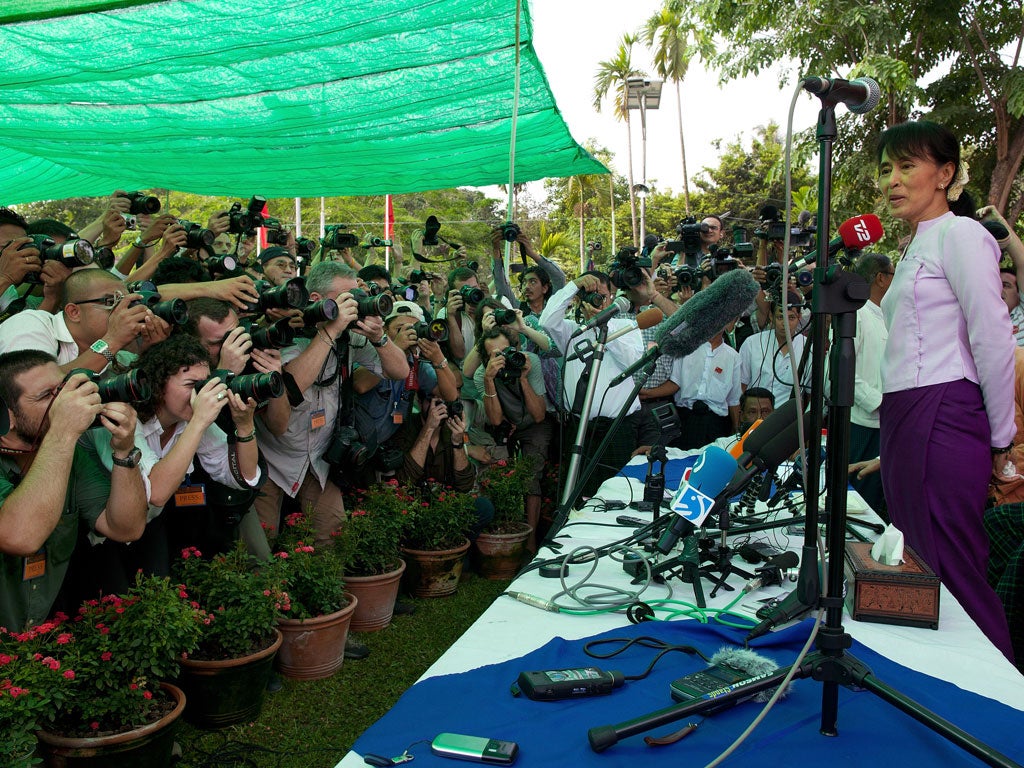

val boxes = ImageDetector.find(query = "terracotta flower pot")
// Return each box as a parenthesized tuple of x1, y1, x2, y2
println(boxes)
(344, 560, 406, 632)
(472, 523, 532, 580)
(36, 682, 185, 768)
(275, 593, 357, 680)
(177, 629, 282, 729)
(400, 539, 470, 598)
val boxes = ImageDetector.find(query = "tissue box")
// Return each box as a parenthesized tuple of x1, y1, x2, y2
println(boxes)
(844, 542, 939, 629)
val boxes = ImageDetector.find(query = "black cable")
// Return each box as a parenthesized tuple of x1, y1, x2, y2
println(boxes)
(583, 635, 712, 681)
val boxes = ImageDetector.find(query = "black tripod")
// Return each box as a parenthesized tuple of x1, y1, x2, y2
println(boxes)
(587, 99, 1022, 768)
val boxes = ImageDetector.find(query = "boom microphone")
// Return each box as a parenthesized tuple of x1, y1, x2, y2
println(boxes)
(610, 269, 760, 386)
(790, 214, 885, 271)
(656, 445, 737, 554)
(801, 76, 881, 114)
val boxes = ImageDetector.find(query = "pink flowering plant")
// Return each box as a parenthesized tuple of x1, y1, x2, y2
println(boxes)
(478, 454, 536, 532)
(174, 543, 288, 659)
(272, 512, 349, 618)
(400, 479, 476, 551)
(0, 573, 203, 761)
(333, 482, 406, 576)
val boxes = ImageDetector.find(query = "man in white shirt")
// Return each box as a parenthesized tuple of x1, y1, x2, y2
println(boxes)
(739, 290, 808, 405)
(850, 252, 892, 516)
(671, 326, 742, 449)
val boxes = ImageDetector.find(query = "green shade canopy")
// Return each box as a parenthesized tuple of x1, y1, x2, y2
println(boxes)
(0, 0, 606, 204)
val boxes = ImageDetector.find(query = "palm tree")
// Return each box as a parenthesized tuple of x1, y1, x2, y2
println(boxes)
(642, 5, 709, 216)
(594, 34, 646, 247)
(566, 172, 605, 271)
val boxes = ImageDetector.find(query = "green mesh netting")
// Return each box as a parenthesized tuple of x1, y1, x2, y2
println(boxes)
(0, 0, 606, 204)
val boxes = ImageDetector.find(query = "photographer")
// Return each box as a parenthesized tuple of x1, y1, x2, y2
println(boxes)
(669, 214, 724, 268)
(0, 351, 148, 630)
(436, 265, 484, 362)
(475, 326, 549, 551)
(738, 290, 810, 404)
(0, 207, 42, 314)
(490, 227, 566, 312)
(0, 269, 171, 374)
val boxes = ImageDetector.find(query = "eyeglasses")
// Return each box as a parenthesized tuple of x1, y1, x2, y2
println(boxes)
(75, 291, 125, 309)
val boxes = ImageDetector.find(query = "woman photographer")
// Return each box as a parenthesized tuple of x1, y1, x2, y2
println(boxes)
(474, 327, 549, 551)
(877, 120, 1015, 660)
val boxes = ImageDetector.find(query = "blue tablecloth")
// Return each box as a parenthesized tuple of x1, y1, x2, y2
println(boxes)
(352, 618, 1024, 766)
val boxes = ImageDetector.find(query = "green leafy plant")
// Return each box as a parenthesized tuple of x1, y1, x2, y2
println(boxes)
(478, 454, 536, 532)
(400, 480, 476, 551)
(273, 512, 349, 618)
(174, 543, 287, 660)
(0, 573, 204, 757)
(334, 482, 406, 576)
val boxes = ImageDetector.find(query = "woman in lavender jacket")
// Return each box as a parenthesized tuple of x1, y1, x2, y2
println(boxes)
(877, 120, 1015, 661)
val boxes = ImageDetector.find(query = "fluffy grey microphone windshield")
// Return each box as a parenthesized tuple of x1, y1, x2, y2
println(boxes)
(709, 646, 792, 703)
(658, 268, 760, 359)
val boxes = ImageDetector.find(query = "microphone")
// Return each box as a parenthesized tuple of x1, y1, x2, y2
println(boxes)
(801, 76, 881, 114)
(656, 445, 737, 554)
(729, 419, 763, 459)
(746, 586, 813, 641)
(573, 295, 632, 336)
(790, 214, 885, 271)
(610, 269, 760, 386)
(743, 551, 800, 593)
(565, 307, 662, 362)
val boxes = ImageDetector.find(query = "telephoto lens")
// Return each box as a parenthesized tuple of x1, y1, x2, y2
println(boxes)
(349, 289, 394, 318)
(249, 318, 296, 350)
(227, 371, 284, 401)
(458, 284, 485, 305)
(206, 254, 239, 278)
(69, 368, 152, 404)
(122, 191, 161, 215)
(132, 291, 189, 326)
(23, 235, 95, 269)
(302, 299, 339, 326)
(179, 220, 216, 250)
(413, 319, 449, 342)
(258, 277, 309, 312)
(492, 308, 517, 325)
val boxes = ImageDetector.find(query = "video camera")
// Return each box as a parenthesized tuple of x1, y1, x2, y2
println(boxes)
(753, 205, 815, 248)
(608, 246, 651, 290)
(118, 192, 161, 215)
(227, 196, 267, 235)
(195, 368, 284, 402)
(323, 224, 360, 251)
(665, 216, 709, 256)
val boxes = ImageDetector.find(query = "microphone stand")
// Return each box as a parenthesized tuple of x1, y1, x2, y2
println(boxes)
(639, 443, 667, 519)
(586, 100, 1023, 768)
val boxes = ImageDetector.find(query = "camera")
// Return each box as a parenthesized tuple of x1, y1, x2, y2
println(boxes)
(206, 254, 239, 279)
(409, 269, 434, 284)
(323, 425, 374, 470)
(579, 290, 605, 308)
(364, 236, 393, 248)
(302, 299, 338, 326)
(395, 283, 418, 301)
(665, 216, 708, 256)
(119, 192, 161, 215)
(762, 262, 783, 289)
(608, 246, 651, 290)
(92, 246, 115, 271)
(248, 317, 296, 350)
(492, 307, 517, 325)
(348, 288, 394, 318)
(465, 260, 479, 272)
(675, 264, 701, 287)
(587, 240, 602, 252)
(21, 236, 94, 283)
(710, 255, 740, 277)
(753, 206, 815, 248)
(131, 290, 189, 326)
(323, 224, 359, 250)
(500, 221, 521, 243)
(731, 225, 755, 261)
(121, 213, 137, 231)
(295, 237, 318, 260)
(446, 399, 464, 418)
(126, 280, 156, 293)
(413, 319, 449, 342)
(263, 225, 290, 247)
(458, 284, 485, 305)
(70, 368, 152, 405)
(243, 277, 309, 314)
(227, 196, 267, 235)
(195, 369, 284, 401)
(178, 219, 216, 251)
(497, 347, 526, 382)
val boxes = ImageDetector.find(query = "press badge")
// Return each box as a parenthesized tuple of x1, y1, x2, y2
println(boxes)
(310, 409, 327, 430)
(175, 483, 207, 507)
(23, 550, 46, 581)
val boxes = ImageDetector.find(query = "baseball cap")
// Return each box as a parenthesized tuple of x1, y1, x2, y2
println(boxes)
(259, 246, 294, 266)
(385, 300, 425, 325)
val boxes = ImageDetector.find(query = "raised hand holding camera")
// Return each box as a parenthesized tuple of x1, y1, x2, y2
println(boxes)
(49, 373, 103, 438)
(0, 236, 41, 286)
(218, 325, 253, 374)
(189, 377, 230, 430)
(98, 401, 139, 456)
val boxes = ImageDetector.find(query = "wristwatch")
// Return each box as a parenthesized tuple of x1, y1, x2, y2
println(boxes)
(89, 338, 116, 366)
(111, 447, 142, 469)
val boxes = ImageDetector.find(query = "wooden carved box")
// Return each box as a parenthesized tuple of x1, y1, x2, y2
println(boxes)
(843, 541, 940, 629)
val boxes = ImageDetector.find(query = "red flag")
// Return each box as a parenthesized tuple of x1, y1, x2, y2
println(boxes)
(258, 200, 271, 250)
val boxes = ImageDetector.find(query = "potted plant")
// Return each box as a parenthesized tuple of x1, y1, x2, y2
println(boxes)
(399, 480, 477, 598)
(1, 573, 203, 768)
(334, 482, 407, 631)
(173, 543, 287, 728)
(271, 512, 356, 679)
(474, 455, 537, 579)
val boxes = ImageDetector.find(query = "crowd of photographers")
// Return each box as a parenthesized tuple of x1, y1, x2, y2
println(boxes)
(2, 188, 1021, 658)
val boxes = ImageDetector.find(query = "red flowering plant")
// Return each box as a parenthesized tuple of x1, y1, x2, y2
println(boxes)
(0, 573, 204, 762)
(477, 454, 537, 533)
(333, 481, 406, 576)
(400, 479, 476, 551)
(174, 542, 288, 659)
(271, 511, 349, 618)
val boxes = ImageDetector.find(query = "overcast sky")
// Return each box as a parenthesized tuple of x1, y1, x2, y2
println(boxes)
(528, 0, 823, 197)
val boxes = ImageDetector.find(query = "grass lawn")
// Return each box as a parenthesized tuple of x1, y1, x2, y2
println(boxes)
(175, 573, 511, 767)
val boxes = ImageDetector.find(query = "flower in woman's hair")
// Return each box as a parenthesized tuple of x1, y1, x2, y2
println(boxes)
(947, 160, 970, 202)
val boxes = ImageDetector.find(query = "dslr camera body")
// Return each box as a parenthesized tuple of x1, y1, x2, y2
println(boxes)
(608, 246, 651, 290)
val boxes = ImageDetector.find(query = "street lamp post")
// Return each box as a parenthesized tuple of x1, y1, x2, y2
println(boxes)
(625, 76, 662, 245)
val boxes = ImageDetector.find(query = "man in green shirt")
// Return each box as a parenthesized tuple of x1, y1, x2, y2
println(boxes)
(0, 350, 148, 630)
